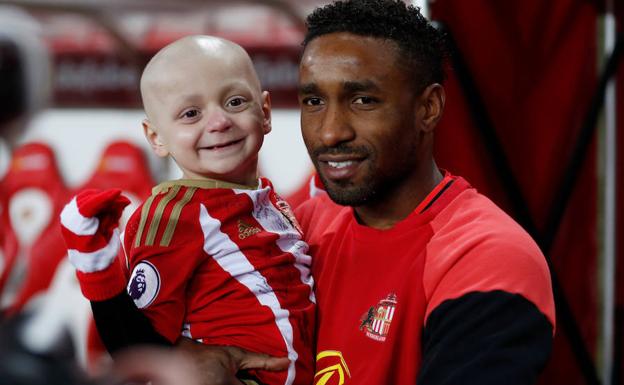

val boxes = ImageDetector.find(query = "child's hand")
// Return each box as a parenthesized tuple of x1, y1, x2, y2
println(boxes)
(60, 189, 130, 273)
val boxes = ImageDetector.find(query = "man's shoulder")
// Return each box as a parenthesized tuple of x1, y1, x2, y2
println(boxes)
(434, 184, 537, 249)
(295, 194, 349, 234)
(424, 185, 555, 328)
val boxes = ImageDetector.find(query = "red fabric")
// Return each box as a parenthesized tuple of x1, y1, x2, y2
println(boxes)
(75, 257, 127, 301)
(296, 173, 554, 384)
(123, 178, 315, 385)
(1, 142, 69, 314)
(430, 2, 598, 383)
(60, 189, 130, 253)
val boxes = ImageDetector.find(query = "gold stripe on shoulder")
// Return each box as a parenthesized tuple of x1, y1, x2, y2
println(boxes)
(152, 178, 258, 193)
(145, 185, 181, 246)
(134, 195, 156, 248)
(160, 187, 197, 247)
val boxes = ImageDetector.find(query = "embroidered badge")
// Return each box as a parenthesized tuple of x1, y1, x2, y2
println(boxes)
(359, 293, 397, 342)
(127, 261, 160, 308)
(238, 219, 261, 239)
(274, 195, 303, 234)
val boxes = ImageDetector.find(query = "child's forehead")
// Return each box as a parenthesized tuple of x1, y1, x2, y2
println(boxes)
(149, 60, 259, 94)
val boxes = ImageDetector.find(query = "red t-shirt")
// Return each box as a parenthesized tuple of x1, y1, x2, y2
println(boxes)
(296, 172, 555, 385)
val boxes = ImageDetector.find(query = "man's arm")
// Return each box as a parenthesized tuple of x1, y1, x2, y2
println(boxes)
(420, 208, 556, 384)
(91, 292, 289, 385)
(418, 290, 553, 385)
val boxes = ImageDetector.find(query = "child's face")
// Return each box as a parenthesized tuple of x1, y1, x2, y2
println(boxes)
(143, 45, 271, 185)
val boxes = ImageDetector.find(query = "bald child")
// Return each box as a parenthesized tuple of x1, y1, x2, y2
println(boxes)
(60, 36, 315, 385)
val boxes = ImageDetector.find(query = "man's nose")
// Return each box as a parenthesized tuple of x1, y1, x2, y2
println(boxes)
(319, 104, 355, 147)
(204, 109, 233, 132)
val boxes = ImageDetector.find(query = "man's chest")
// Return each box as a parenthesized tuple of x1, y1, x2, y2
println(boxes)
(311, 231, 431, 384)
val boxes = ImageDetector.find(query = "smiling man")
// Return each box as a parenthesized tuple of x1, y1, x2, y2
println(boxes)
(293, 1, 555, 384)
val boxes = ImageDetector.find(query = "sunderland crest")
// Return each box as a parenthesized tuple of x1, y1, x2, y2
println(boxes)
(359, 293, 397, 342)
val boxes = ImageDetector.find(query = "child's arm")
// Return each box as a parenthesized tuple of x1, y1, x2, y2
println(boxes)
(59, 189, 170, 353)
(91, 289, 170, 354)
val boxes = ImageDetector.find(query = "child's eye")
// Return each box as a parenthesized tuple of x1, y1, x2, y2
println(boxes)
(226, 97, 246, 108)
(181, 109, 200, 119)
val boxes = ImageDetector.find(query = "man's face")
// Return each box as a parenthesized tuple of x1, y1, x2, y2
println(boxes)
(299, 32, 424, 206)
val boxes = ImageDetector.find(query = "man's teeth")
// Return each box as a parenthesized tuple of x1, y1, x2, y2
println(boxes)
(327, 161, 355, 169)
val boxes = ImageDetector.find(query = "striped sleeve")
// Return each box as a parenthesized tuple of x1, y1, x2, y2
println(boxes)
(125, 186, 202, 343)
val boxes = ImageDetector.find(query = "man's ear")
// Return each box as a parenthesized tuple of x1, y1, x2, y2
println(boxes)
(261, 90, 272, 135)
(417, 83, 446, 133)
(143, 119, 169, 158)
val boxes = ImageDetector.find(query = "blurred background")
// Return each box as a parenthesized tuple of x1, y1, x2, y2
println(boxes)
(0, 0, 621, 384)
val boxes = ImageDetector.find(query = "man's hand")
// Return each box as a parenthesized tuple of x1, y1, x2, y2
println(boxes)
(111, 346, 203, 385)
(60, 189, 130, 273)
(177, 339, 290, 385)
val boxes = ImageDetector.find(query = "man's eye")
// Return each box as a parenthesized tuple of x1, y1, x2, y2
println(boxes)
(226, 97, 246, 107)
(303, 97, 323, 106)
(353, 96, 376, 104)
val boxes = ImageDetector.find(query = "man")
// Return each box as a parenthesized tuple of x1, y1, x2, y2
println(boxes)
(293, 1, 554, 384)
(83, 1, 556, 384)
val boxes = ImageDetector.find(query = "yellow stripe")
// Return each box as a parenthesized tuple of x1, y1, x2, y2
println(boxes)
(145, 185, 181, 246)
(160, 187, 196, 246)
(152, 178, 258, 194)
(134, 195, 156, 247)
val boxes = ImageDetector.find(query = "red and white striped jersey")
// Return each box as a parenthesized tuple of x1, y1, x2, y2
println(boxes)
(122, 177, 315, 385)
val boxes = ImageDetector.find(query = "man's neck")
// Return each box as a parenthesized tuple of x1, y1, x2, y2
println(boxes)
(354, 163, 443, 230)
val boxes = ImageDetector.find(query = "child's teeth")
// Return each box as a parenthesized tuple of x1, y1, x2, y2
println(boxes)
(328, 161, 354, 169)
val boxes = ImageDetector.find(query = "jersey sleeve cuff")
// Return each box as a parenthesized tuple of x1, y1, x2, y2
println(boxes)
(76, 257, 127, 301)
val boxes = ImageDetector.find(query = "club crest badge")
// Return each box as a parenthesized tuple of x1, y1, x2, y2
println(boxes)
(274, 194, 303, 234)
(359, 293, 397, 342)
(127, 261, 160, 308)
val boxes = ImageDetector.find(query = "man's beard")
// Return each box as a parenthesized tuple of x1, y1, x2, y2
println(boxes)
(311, 143, 382, 207)
(317, 164, 380, 206)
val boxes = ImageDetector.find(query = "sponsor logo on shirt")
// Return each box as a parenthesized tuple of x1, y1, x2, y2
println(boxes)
(359, 293, 397, 342)
(238, 219, 261, 239)
(315, 350, 351, 385)
(127, 261, 160, 308)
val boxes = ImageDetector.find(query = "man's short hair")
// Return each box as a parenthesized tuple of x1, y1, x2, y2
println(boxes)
(303, 0, 447, 91)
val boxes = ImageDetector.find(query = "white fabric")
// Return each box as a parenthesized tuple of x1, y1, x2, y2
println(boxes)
(60, 197, 99, 236)
(236, 187, 316, 304)
(67, 228, 120, 273)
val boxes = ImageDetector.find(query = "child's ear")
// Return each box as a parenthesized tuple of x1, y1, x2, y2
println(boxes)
(261, 90, 272, 135)
(143, 119, 169, 158)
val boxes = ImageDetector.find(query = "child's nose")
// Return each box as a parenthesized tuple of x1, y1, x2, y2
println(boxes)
(204, 109, 232, 132)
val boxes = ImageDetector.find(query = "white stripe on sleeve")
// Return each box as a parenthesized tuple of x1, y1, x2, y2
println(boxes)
(60, 197, 100, 236)
(67, 228, 120, 273)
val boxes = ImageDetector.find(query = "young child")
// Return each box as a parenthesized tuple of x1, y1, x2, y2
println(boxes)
(59, 35, 315, 385)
